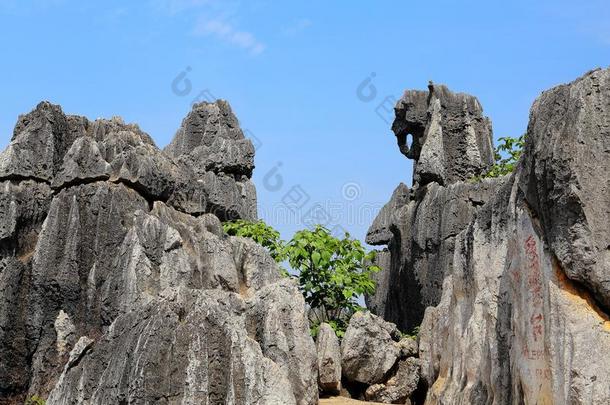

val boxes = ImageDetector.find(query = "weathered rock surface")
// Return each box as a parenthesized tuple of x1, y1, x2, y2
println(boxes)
(365, 84, 501, 332)
(340, 311, 421, 404)
(370, 68, 610, 404)
(365, 357, 420, 404)
(366, 172, 501, 331)
(316, 323, 342, 394)
(0, 101, 317, 404)
(392, 82, 494, 188)
(341, 311, 402, 385)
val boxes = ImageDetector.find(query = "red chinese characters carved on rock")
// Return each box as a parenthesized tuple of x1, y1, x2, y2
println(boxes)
(525, 235, 544, 342)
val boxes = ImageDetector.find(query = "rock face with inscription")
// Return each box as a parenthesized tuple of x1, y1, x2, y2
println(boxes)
(0, 101, 317, 405)
(370, 68, 610, 404)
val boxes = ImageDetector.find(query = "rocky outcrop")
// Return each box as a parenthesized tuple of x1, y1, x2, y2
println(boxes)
(370, 68, 610, 404)
(0, 101, 317, 404)
(392, 82, 494, 189)
(340, 311, 421, 404)
(317, 323, 342, 394)
(366, 85, 501, 331)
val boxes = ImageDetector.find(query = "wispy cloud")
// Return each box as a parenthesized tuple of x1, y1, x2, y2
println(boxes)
(152, 0, 265, 55)
(193, 17, 266, 55)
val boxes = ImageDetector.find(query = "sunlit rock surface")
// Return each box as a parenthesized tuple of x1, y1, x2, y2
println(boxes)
(0, 101, 317, 405)
(369, 68, 610, 404)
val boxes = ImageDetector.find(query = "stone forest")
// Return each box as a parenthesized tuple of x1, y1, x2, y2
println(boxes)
(0, 67, 608, 404)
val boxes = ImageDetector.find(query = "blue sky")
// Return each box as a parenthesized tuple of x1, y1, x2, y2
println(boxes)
(0, 0, 608, 242)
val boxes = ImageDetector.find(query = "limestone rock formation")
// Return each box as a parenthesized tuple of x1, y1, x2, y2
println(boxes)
(341, 311, 402, 385)
(0, 101, 317, 404)
(392, 82, 494, 188)
(366, 159, 501, 332)
(340, 312, 421, 404)
(365, 357, 420, 404)
(316, 323, 342, 394)
(369, 68, 610, 404)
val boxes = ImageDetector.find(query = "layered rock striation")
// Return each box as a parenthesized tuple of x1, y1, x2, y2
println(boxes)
(368, 68, 610, 404)
(0, 101, 317, 404)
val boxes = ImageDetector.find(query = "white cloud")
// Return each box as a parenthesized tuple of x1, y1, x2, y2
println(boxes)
(193, 17, 266, 55)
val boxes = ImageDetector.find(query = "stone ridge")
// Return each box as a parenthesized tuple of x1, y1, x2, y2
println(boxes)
(0, 100, 257, 221)
(0, 101, 318, 405)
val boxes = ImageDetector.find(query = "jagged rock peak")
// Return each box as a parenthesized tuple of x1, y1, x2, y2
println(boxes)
(392, 82, 494, 188)
(0, 100, 257, 220)
(165, 100, 245, 154)
(0, 100, 317, 404)
(165, 100, 256, 179)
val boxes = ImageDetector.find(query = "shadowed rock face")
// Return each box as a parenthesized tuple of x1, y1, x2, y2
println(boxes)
(0, 101, 317, 405)
(369, 68, 610, 404)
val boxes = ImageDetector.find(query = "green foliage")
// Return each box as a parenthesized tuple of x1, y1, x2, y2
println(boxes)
(472, 135, 525, 181)
(284, 225, 380, 337)
(223, 220, 285, 263)
(223, 221, 381, 338)
(24, 396, 46, 405)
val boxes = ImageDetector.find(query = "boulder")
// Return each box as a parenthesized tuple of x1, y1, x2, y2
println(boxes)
(341, 311, 401, 385)
(365, 357, 420, 404)
(316, 323, 342, 394)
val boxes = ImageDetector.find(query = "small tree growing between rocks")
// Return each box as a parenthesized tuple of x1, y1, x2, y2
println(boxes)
(223, 221, 380, 337)
(223, 219, 285, 262)
(471, 134, 525, 181)
(285, 225, 380, 337)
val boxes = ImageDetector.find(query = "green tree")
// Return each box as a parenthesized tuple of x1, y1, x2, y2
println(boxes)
(482, 134, 525, 179)
(223, 221, 381, 338)
(284, 225, 380, 337)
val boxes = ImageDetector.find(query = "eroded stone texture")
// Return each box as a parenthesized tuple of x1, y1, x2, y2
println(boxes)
(0, 101, 316, 404)
(48, 288, 299, 405)
(0, 180, 53, 402)
(392, 83, 494, 188)
(520, 68, 610, 311)
(365, 357, 420, 404)
(316, 323, 342, 394)
(374, 69, 610, 404)
(366, 178, 501, 332)
(341, 311, 402, 385)
(366, 84, 501, 332)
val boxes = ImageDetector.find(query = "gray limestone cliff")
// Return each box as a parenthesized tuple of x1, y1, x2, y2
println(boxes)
(367, 68, 610, 404)
(0, 101, 317, 405)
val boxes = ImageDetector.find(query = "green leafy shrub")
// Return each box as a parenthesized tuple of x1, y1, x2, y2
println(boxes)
(472, 134, 525, 181)
(401, 325, 421, 340)
(223, 220, 286, 263)
(223, 221, 381, 337)
(284, 225, 380, 337)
